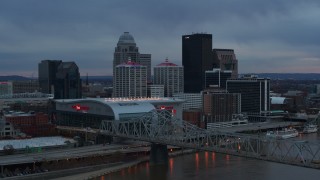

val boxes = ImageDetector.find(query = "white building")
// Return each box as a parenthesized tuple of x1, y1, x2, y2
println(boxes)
(0, 119, 20, 138)
(113, 32, 151, 83)
(148, 84, 164, 98)
(54, 97, 185, 128)
(154, 58, 184, 97)
(173, 93, 202, 110)
(113, 60, 147, 98)
(0, 82, 13, 96)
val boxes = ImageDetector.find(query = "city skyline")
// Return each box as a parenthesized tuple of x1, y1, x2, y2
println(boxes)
(1, 0, 320, 77)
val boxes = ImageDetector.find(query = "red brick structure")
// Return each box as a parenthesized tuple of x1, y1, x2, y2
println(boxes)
(4, 113, 56, 137)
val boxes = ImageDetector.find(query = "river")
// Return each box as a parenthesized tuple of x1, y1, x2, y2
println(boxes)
(96, 133, 320, 180)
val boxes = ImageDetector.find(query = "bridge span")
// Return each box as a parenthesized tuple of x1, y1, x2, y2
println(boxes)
(60, 110, 320, 169)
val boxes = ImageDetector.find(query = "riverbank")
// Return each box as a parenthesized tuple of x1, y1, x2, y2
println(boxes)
(53, 149, 196, 180)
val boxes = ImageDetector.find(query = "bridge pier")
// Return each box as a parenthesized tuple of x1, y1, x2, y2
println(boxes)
(150, 143, 168, 165)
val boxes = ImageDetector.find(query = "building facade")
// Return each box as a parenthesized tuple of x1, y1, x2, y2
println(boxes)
(203, 90, 241, 122)
(38, 60, 62, 94)
(154, 58, 184, 97)
(113, 32, 151, 83)
(212, 49, 238, 78)
(147, 84, 164, 98)
(113, 60, 147, 98)
(205, 68, 232, 89)
(226, 75, 270, 113)
(54, 97, 184, 128)
(173, 93, 202, 110)
(0, 82, 13, 96)
(12, 80, 39, 93)
(182, 33, 213, 93)
(55, 62, 82, 99)
(138, 54, 152, 82)
(38, 60, 81, 99)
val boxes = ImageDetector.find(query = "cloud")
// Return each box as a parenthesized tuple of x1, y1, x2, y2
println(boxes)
(0, 0, 320, 76)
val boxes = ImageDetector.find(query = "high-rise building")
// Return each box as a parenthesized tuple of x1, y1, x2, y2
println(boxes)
(55, 62, 82, 99)
(205, 68, 232, 89)
(154, 58, 184, 97)
(138, 54, 152, 82)
(212, 49, 238, 78)
(226, 75, 270, 113)
(113, 32, 151, 83)
(38, 60, 62, 94)
(38, 60, 81, 99)
(113, 60, 147, 98)
(182, 33, 213, 93)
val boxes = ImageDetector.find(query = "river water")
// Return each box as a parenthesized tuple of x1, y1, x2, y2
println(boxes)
(98, 133, 320, 180)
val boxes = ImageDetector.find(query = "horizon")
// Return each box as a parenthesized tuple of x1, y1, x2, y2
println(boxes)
(1, 0, 320, 76)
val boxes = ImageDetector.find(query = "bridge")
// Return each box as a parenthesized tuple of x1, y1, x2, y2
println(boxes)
(97, 109, 320, 168)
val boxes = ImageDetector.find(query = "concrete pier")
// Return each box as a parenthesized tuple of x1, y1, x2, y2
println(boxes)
(150, 143, 168, 165)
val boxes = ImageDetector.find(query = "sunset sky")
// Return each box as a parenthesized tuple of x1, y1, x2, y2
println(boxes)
(1, 0, 320, 77)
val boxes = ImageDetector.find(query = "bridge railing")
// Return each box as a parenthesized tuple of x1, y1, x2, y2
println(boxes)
(100, 110, 320, 169)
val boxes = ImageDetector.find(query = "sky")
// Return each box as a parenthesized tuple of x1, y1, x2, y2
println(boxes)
(0, 0, 320, 77)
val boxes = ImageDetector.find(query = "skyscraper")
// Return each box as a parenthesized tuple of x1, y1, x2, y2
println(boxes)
(38, 60, 81, 99)
(38, 60, 62, 94)
(212, 49, 238, 78)
(113, 32, 151, 82)
(138, 54, 152, 82)
(182, 33, 213, 93)
(226, 75, 270, 113)
(55, 62, 81, 99)
(113, 60, 147, 98)
(154, 58, 184, 97)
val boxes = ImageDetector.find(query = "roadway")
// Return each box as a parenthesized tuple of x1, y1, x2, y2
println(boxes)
(0, 142, 149, 166)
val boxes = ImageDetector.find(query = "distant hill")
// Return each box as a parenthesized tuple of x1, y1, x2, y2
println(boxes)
(0, 75, 33, 81)
(2, 74, 320, 82)
(81, 76, 113, 81)
(242, 73, 320, 80)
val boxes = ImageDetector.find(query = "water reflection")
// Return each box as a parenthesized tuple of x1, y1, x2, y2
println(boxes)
(195, 153, 199, 171)
(98, 133, 320, 180)
(169, 158, 174, 175)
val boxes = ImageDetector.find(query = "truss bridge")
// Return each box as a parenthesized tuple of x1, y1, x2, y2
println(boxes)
(99, 110, 320, 168)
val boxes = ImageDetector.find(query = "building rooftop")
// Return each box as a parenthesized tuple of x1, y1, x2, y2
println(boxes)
(156, 58, 179, 67)
(116, 60, 144, 68)
(118, 32, 136, 44)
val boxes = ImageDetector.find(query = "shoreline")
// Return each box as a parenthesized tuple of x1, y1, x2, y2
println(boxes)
(53, 149, 196, 180)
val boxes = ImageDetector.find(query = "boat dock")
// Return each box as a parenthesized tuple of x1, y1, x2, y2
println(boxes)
(217, 121, 303, 133)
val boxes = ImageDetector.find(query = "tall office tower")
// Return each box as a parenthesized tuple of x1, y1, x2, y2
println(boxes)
(226, 75, 270, 113)
(38, 60, 62, 94)
(212, 49, 238, 78)
(203, 90, 241, 122)
(154, 58, 184, 97)
(55, 62, 81, 99)
(182, 33, 213, 93)
(38, 60, 81, 99)
(138, 54, 152, 82)
(205, 68, 232, 89)
(113, 60, 147, 98)
(113, 32, 151, 82)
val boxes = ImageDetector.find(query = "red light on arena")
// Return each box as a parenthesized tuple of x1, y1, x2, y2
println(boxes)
(72, 104, 89, 111)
